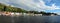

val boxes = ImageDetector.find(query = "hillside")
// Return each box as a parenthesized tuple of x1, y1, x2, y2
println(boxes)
(0, 3, 27, 13)
(0, 3, 58, 15)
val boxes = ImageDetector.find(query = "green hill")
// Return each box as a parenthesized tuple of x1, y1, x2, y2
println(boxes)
(0, 3, 27, 13)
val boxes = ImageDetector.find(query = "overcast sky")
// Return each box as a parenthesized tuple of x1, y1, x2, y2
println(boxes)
(0, 0, 60, 14)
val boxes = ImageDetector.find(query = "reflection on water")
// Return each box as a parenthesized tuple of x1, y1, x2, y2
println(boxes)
(11, 16, 14, 23)
(0, 15, 60, 23)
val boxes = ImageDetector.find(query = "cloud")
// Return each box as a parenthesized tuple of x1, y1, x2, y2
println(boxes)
(53, 12, 60, 15)
(0, 0, 60, 11)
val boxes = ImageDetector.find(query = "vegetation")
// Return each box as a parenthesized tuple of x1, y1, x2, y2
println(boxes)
(0, 3, 26, 13)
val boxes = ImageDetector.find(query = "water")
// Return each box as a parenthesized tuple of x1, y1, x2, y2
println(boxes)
(11, 16, 14, 23)
(0, 15, 60, 23)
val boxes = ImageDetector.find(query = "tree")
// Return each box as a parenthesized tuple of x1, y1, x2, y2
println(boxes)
(39, 11, 46, 14)
(3, 6, 7, 11)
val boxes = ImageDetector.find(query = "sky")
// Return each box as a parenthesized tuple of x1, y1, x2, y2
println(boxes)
(0, 0, 60, 14)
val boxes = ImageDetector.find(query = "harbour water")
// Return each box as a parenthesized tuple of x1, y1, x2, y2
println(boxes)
(0, 15, 60, 23)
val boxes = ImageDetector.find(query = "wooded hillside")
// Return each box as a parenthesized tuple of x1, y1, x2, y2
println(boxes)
(0, 3, 27, 13)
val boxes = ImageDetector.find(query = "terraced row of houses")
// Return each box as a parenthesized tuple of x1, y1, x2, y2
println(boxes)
(0, 11, 58, 16)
